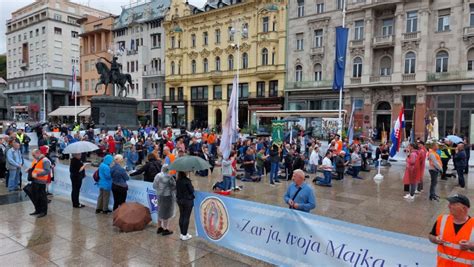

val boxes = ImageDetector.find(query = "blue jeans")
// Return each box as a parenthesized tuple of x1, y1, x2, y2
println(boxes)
(352, 166, 361, 178)
(317, 170, 332, 185)
(257, 166, 264, 177)
(8, 168, 20, 191)
(223, 176, 232, 190)
(230, 176, 236, 188)
(270, 162, 279, 183)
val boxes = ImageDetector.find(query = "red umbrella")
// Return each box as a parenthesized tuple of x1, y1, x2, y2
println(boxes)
(113, 202, 152, 232)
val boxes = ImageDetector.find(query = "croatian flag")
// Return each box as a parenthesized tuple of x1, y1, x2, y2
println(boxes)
(219, 75, 238, 160)
(332, 27, 349, 91)
(389, 107, 405, 157)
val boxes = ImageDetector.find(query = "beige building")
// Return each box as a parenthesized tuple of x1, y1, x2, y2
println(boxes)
(163, 0, 287, 130)
(286, 0, 474, 140)
(78, 15, 115, 105)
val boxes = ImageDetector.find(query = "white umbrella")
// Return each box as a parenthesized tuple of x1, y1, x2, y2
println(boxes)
(63, 141, 99, 154)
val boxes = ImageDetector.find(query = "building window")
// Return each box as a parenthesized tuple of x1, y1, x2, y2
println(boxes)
(437, 9, 450, 32)
(404, 52, 416, 74)
(470, 4, 474, 27)
(336, 0, 344, 10)
(54, 14, 62, 21)
(406, 11, 418, 33)
(262, 17, 269, 32)
(228, 55, 234, 70)
(191, 60, 196, 74)
(239, 83, 249, 98)
(354, 20, 364, 40)
(54, 27, 62, 35)
(85, 79, 89, 91)
(203, 58, 208, 73)
(314, 64, 322, 81)
(71, 31, 78, 38)
(84, 60, 89, 72)
(316, 2, 324, 14)
(257, 82, 265, 97)
(171, 36, 175, 48)
(242, 53, 248, 69)
(191, 34, 196, 48)
(171, 61, 175, 75)
(191, 86, 208, 100)
(435, 51, 449, 73)
(261, 48, 268, 65)
(380, 56, 392, 76)
(314, 30, 323, 47)
(215, 57, 221, 71)
(228, 26, 234, 41)
(215, 29, 221, 44)
(169, 88, 175, 100)
(151, 34, 161, 48)
(42, 26, 45, 34)
(30, 31, 33, 38)
(269, 80, 278, 97)
(295, 65, 303, 81)
(203, 32, 208, 46)
(353, 57, 363, 77)
(382, 18, 393, 36)
(296, 33, 304, 50)
(213, 85, 222, 100)
(297, 0, 305, 17)
(468, 48, 474, 71)
(178, 87, 183, 100)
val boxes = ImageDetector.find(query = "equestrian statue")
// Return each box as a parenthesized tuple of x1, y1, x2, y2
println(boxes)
(95, 56, 134, 97)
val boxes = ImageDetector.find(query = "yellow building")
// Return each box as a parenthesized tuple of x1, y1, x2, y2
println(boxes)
(163, 0, 286, 130)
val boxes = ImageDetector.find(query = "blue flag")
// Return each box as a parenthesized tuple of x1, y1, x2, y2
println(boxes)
(333, 27, 349, 91)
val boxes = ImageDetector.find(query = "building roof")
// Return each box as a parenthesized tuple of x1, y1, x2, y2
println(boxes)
(114, 0, 171, 29)
(193, 0, 241, 14)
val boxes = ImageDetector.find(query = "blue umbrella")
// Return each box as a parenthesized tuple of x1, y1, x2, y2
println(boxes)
(445, 135, 463, 144)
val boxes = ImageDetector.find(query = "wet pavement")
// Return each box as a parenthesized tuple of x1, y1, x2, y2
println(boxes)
(0, 161, 472, 266)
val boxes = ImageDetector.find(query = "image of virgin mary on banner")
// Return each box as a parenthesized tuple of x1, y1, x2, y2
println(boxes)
(272, 120, 285, 146)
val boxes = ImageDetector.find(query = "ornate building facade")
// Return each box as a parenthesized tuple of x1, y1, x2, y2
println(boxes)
(287, 0, 474, 140)
(163, 0, 286, 129)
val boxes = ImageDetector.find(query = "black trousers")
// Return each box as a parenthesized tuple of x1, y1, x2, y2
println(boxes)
(177, 199, 194, 236)
(429, 170, 439, 198)
(112, 184, 128, 210)
(70, 175, 83, 207)
(441, 158, 449, 179)
(31, 183, 47, 214)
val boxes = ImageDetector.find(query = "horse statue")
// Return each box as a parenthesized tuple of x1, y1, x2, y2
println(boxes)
(95, 57, 133, 98)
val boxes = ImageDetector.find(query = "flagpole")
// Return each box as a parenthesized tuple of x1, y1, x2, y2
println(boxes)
(338, 0, 347, 135)
(74, 64, 78, 124)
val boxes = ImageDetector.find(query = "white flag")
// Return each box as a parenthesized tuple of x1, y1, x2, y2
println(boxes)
(220, 75, 238, 160)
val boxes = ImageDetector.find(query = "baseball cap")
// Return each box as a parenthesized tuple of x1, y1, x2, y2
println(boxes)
(447, 194, 470, 208)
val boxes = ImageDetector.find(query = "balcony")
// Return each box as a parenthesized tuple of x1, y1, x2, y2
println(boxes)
(248, 90, 284, 99)
(163, 95, 188, 102)
(210, 71, 223, 83)
(258, 31, 279, 42)
(350, 39, 364, 47)
(370, 75, 392, 83)
(463, 27, 474, 39)
(403, 31, 420, 41)
(20, 60, 29, 70)
(373, 35, 394, 47)
(167, 75, 182, 86)
(256, 65, 278, 79)
(143, 68, 164, 77)
(126, 50, 138, 56)
(402, 73, 416, 82)
(427, 71, 474, 82)
(350, 77, 362, 84)
(286, 80, 332, 90)
(310, 46, 325, 55)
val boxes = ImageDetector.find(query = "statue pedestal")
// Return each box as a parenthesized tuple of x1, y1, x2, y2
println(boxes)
(90, 96, 138, 129)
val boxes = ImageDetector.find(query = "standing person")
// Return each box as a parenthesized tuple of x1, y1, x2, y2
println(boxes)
(256, 146, 268, 178)
(428, 194, 474, 266)
(69, 153, 86, 208)
(315, 151, 333, 187)
(0, 138, 7, 181)
(416, 141, 427, 192)
(427, 143, 442, 201)
(6, 141, 23, 192)
(124, 145, 139, 171)
(309, 145, 320, 174)
(269, 144, 281, 185)
(28, 149, 51, 218)
(222, 156, 234, 191)
(440, 143, 452, 180)
(453, 143, 467, 188)
(176, 171, 195, 241)
(403, 143, 419, 200)
(284, 169, 316, 212)
(284, 149, 295, 181)
(334, 151, 346, 180)
(153, 165, 176, 236)
(96, 155, 113, 214)
(163, 146, 176, 176)
(107, 136, 116, 155)
(350, 146, 363, 179)
(463, 137, 470, 174)
(130, 153, 162, 182)
(111, 155, 130, 210)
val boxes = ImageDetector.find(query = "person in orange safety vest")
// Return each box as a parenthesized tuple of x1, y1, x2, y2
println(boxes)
(28, 149, 52, 218)
(429, 194, 474, 266)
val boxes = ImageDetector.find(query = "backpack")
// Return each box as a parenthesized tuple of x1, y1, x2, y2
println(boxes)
(93, 169, 100, 183)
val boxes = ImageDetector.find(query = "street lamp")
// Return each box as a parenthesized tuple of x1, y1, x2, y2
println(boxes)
(229, 19, 248, 129)
(37, 60, 50, 122)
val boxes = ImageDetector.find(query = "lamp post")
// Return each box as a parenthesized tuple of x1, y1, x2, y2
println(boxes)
(37, 60, 49, 122)
(229, 19, 248, 130)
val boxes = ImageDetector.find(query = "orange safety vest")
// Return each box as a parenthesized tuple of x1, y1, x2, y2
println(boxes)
(335, 140, 343, 153)
(208, 133, 216, 145)
(31, 157, 49, 183)
(429, 150, 442, 171)
(436, 214, 474, 267)
(167, 154, 176, 175)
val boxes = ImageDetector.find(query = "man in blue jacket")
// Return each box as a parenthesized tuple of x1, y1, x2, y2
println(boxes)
(284, 169, 316, 212)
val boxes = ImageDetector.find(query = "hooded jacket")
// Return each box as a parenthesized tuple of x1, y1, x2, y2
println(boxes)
(98, 155, 113, 191)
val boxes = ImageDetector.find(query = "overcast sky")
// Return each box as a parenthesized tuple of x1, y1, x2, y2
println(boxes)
(0, 0, 207, 54)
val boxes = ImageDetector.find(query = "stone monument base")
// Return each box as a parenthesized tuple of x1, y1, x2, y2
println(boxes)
(90, 96, 138, 129)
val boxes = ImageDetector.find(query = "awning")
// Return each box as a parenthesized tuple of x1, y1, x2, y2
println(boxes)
(48, 106, 90, 117)
(11, 105, 28, 110)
